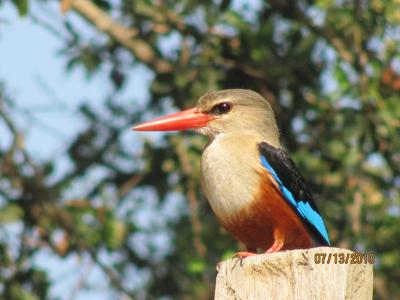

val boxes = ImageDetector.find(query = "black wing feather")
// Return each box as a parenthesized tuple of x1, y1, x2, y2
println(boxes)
(258, 142, 330, 246)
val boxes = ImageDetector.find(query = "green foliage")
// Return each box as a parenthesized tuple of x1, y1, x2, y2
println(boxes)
(11, 0, 28, 16)
(0, 203, 23, 223)
(1, 0, 399, 299)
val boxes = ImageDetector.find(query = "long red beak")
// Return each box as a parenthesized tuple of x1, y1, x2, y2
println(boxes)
(133, 107, 214, 131)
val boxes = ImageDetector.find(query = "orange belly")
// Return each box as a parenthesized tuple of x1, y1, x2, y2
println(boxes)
(220, 173, 312, 251)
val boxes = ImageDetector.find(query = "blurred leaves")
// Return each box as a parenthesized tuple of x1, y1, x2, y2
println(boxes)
(0, 203, 23, 224)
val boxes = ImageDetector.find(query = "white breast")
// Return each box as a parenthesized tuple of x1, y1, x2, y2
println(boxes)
(200, 133, 262, 223)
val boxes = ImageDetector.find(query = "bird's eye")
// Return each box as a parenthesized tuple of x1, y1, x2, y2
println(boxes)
(212, 102, 232, 115)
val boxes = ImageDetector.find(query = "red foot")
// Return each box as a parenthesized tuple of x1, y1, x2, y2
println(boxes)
(234, 251, 257, 259)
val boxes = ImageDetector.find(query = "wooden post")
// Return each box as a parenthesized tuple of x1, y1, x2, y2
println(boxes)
(215, 247, 373, 300)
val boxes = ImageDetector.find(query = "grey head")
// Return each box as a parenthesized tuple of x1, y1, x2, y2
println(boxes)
(195, 89, 280, 146)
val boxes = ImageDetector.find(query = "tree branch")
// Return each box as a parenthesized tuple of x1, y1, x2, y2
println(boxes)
(68, 0, 173, 73)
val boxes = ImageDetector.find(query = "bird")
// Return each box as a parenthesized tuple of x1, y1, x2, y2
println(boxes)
(133, 89, 330, 257)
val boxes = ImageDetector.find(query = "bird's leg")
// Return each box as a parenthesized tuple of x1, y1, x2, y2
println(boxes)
(265, 240, 284, 253)
(265, 229, 284, 253)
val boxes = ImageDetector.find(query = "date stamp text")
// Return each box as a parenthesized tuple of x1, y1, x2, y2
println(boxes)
(314, 252, 375, 264)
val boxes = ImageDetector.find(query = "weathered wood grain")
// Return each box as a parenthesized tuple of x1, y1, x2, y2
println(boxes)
(215, 247, 373, 300)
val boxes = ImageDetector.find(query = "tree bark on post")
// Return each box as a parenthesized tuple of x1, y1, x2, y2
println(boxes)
(215, 247, 373, 300)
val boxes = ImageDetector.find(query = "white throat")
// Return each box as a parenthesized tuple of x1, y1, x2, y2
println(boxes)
(200, 132, 263, 223)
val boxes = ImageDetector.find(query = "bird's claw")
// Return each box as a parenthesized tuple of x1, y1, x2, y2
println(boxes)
(234, 251, 257, 259)
(233, 251, 257, 267)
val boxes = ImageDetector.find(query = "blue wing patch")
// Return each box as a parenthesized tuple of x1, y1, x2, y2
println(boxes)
(260, 154, 330, 245)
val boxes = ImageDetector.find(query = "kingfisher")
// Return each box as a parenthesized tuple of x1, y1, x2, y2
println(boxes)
(133, 89, 330, 257)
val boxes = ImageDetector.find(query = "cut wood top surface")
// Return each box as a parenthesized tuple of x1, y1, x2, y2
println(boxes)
(215, 247, 373, 300)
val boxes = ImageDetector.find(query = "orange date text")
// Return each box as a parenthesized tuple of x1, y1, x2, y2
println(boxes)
(314, 252, 375, 264)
